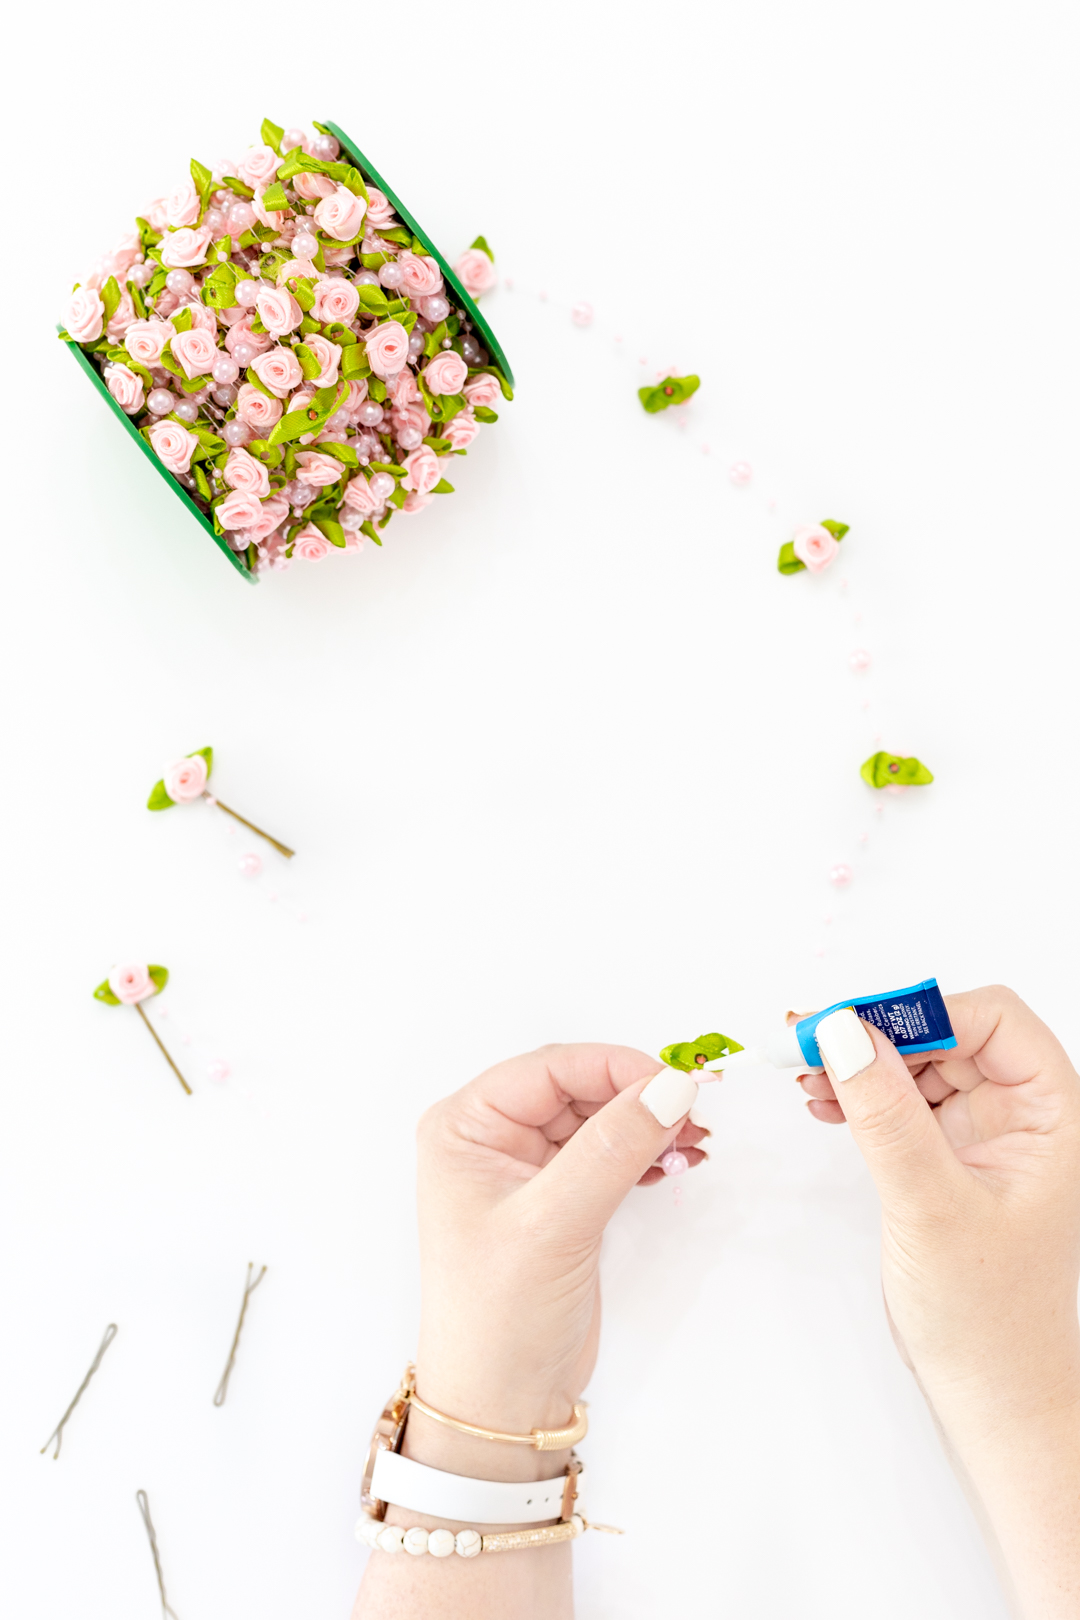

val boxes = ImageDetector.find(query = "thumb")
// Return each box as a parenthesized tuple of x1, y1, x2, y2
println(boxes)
(817, 1009, 958, 1206)
(523, 1066, 698, 1241)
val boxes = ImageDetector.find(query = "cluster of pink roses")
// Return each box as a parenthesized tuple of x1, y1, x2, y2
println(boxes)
(62, 120, 509, 571)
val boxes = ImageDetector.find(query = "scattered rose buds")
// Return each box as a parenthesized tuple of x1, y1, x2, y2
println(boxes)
(777, 520, 849, 575)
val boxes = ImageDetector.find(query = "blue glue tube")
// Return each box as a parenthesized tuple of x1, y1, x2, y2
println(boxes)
(765, 978, 957, 1070)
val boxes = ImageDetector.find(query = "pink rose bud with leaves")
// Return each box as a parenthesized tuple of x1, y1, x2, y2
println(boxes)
(166, 180, 201, 229)
(235, 383, 283, 429)
(365, 320, 410, 379)
(401, 445, 441, 495)
(292, 523, 331, 560)
(791, 524, 840, 573)
(304, 333, 342, 387)
(125, 319, 175, 366)
(107, 964, 157, 1004)
(223, 446, 270, 498)
(105, 363, 145, 415)
(251, 346, 303, 397)
(311, 277, 360, 324)
(294, 171, 336, 201)
(343, 473, 379, 515)
(164, 754, 209, 802)
(314, 184, 367, 241)
(148, 420, 199, 475)
(171, 327, 219, 379)
(397, 253, 443, 299)
(160, 225, 212, 269)
(235, 144, 280, 188)
(454, 247, 497, 298)
(423, 351, 468, 396)
(463, 373, 501, 410)
(65, 286, 105, 344)
(444, 410, 479, 450)
(106, 290, 137, 340)
(255, 287, 303, 337)
(296, 451, 345, 487)
(218, 490, 265, 531)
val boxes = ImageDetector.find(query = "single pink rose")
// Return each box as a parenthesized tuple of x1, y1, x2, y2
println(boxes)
(235, 144, 280, 188)
(126, 319, 176, 365)
(225, 317, 272, 357)
(235, 383, 283, 429)
(176, 299, 217, 333)
(166, 180, 201, 229)
(387, 370, 418, 409)
(108, 963, 157, 1004)
(444, 410, 479, 450)
(104, 362, 145, 414)
(343, 378, 369, 413)
(342, 526, 366, 553)
(218, 489, 265, 531)
(397, 253, 443, 299)
(364, 320, 410, 379)
(294, 171, 337, 201)
(303, 333, 342, 387)
(251, 346, 303, 398)
(311, 276, 360, 324)
(106, 289, 137, 340)
(390, 401, 431, 441)
(343, 473, 379, 515)
(402, 490, 434, 515)
(238, 492, 290, 546)
(293, 523, 331, 560)
(463, 373, 501, 410)
(255, 287, 303, 337)
(791, 524, 840, 573)
(224, 446, 271, 498)
(313, 184, 367, 242)
(423, 350, 468, 397)
(251, 184, 287, 231)
(296, 450, 345, 487)
(160, 225, 213, 269)
(145, 197, 169, 232)
(364, 187, 396, 228)
(401, 445, 441, 495)
(111, 232, 143, 277)
(454, 247, 497, 298)
(148, 419, 198, 475)
(171, 326, 219, 380)
(65, 286, 104, 344)
(164, 754, 209, 802)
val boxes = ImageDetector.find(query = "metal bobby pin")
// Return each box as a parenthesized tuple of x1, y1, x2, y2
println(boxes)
(213, 1262, 267, 1407)
(136, 1489, 180, 1620)
(39, 1322, 119, 1459)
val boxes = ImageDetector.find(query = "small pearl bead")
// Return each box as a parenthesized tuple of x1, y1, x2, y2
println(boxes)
(224, 420, 251, 446)
(165, 269, 195, 296)
(849, 649, 871, 672)
(232, 342, 256, 366)
(377, 1525, 404, 1554)
(378, 262, 404, 288)
(311, 133, 340, 160)
(207, 1058, 230, 1083)
(173, 400, 199, 423)
(571, 300, 593, 327)
(661, 1149, 689, 1177)
(354, 270, 380, 287)
(147, 388, 177, 415)
(282, 126, 307, 153)
(728, 460, 752, 485)
(212, 354, 240, 383)
(441, 338, 453, 349)
(460, 335, 481, 362)
(213, 385, 238, 406)
(455, 1530, 482, 1558)
(396, 427, 422, 450)
(427, 1529, 456, 1558)
(369, 472, 395, 500)
(421, 294, 451, 322)
(357, 401, 384, 426)
(228, 201, 256, 233)
(403, 1528, 429, 1556)
(408, 330, 425, 357)
(238, 853, 262, 877)
(235, 280, 260, 308)
(292, 231, 318, 259)
(129, 260, 154, 288)
(829, 863, 853, 887)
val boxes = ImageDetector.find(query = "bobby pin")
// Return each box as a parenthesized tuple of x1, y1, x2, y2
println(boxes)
(136, 1489, 180, 1620)
(213, 1262, 268, 1406)
(40, 1322, 118, 1459)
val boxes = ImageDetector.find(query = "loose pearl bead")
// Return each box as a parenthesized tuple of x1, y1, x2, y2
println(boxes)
(377, 1526, 405, 1554)
(403, 1528, 429, 1556)
(224, 420, 250, 446)
(213, 385, 238, 406)
(204, 210, 226, 236)
(292, 231, 318, 259)
(165, 269, 195, 296)
(207, 1058, 230, 1082)
(212, 354, 240, 383)
(460, 335, 481, 362)
(571, 301, 593, 327)
(396, 427, 422, 450)
(728, 460, 752, 485)
(238, 852, 262, 877)
(661, 1150, 689, 1177)
(235, 279, 260, 308)
(427, 1529, 456, 1558)
(228, 202, 256, 232)
(421, 294, 451, 322)
(357, 401, 384, 426)
(232, 342, 256, 367)
(849, 649, 871, 672)
(441, 338, 453, 349)
(311, 133, 339, 160)
(354, 270, 380, 287)
(379, 262, 404, 288)
(829, 864, 853, 887)
(173, 400, 199, 423)
(129, 260, 154, 288)
(369, 472, 395, 500)
(455, 1530, 482, 1559)
(147, 388, 177, 415)
(282, 126, 307, 153)
(408, 330, 426, 357)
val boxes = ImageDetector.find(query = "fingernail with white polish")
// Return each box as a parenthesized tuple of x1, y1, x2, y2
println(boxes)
(815, 1007, 876, 1083)
(640, 1067, 699, 1127)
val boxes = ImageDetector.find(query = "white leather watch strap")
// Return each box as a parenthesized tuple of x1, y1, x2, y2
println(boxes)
(370, 1449, 576, 1525)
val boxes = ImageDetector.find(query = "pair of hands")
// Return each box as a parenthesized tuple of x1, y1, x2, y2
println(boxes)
(411, 987, 1080, 1466)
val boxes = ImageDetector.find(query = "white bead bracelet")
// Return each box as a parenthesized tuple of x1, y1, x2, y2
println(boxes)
(355, 1511, 585, 1557)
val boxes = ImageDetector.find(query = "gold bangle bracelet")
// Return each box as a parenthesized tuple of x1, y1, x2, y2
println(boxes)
(407, 1383, 589, 1452)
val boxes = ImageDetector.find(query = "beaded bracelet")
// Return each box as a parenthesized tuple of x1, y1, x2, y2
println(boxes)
(356, 1510, 585, 1557)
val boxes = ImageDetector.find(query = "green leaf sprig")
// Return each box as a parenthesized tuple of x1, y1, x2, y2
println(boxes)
(860, 752, 934, 788)
(639, 375, 700, 413)
(660, 1033, 744, 1073)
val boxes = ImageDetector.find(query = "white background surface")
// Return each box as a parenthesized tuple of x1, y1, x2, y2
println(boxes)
(3, 2, 1079, 1615)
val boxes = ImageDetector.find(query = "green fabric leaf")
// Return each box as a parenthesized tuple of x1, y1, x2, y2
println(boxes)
(158, 352, 182, 379)
(179, 373, 206, 395)
(148, 965, 170, 993)
(190, 157, 213, 209)
(379, 226, 411, 247)
(360, 520, 383, 546)
(342, 343, 371, 380)
(370, 461, 407, 478)
(207, 235, 235, 266)
(220, 176, 255, 198)
(424, 321, 449, 360)
(777, 541, 805, 575)
(410, 235, 424, 254)
(285, 275, 316, 312)
(315, 518, 346, 547)
(433, 478, 455, 494)
(389, 485, 406, 509)
(821, 519, 850, 541)
(473, 406, 499, 424)
(135, 216, 161, 249)
(315, 440, 358, 465)
(262, 180, 289, 213)
(147, 779, 174, 810)
(295, 343, 322, 381)
(299, 315, 320, 335)
(93, 979, 121, 1005)
(638, 375, 701, 413)
(312, 120, 332, 135)
(860, 752, 934, 788)
(247, 439, 283, 468)
(322, 321, 357, 345)
(245, 365, 274, 399)
(660, 1033, 745, 1073)
(130, 285, 147, 320)
(361, 251, 393, 270)
(193, 463, 212, 501)
(356, 284, 390, 315)
(423, 437, 453, 453)
(468, 364, 514, 402)
(368, 376, 387, 403)
(190, 745, 213, 775)
(101, 276, 122, 326)
(337, 164, 369, 200)
(261, 117, 285, 155)
(469, 235, 494, 260)
(171, 306, 193, 334)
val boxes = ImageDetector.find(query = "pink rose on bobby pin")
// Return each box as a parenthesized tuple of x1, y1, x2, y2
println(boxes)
(147, 746, 295, 859)
(93, 963, 190, 1094)
(777, 520, 850, 575)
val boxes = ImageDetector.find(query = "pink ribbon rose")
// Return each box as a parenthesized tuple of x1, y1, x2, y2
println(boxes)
(126, 319, 175, 366)
(176, 300, 218, 333)
(292, 523, 331, 560)
(364, 320, 410, 379)
(171, 327, 219, 380)
(311, 276, 360, 324)
(238, 493, 290, 546)
(444, 410, 479, 450)
(423, 351, 468, 397)
(108, 963, 157, 1005)
(364, 188, 395, 229)
(106, 290, 137, 341)
(235, 144, 280, 188)
(401, 445, 441, 495)
(160, 225, 213, 269)
(390, 401, 431, 442)
(389, 370, 419, 408)
(166, 180, 201, 229)
(402, 490, 434, 515)
(105, 363, 145, 415)
(148, 420, 199, 475)
(454, 247, 497, 298)
(235, 383, 283, 429)
(294, 171, 336, 201)
(224, 446, 271, 498)
(164, 754, 209, 802)
(251, 346, 303, 399)
(225, 318, 272, 357)
(65, 286, 105, 344)
(255, 287, 303, 337)
(463, 373, 501, 410)
(314, 184, 368, 242)
(304, 333, 342, 387)
(343, 473, 379, 515)
(397, 253, 443, 299)
(218, 490, 265, 531)
(296, 451, 345, 487)
(791, 524, 840, 573)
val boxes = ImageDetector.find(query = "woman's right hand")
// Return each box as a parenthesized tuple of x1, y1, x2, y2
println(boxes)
(801, 986, 1080, 1616)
